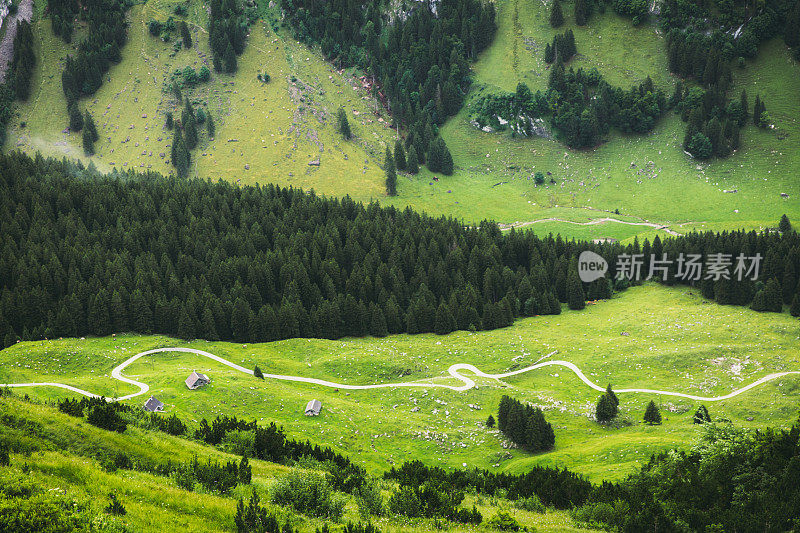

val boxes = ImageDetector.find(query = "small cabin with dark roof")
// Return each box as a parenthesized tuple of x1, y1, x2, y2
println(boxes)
(143, 396, 164, 412)
(305, 399, 322, 416)
(185, 371, 210, 390)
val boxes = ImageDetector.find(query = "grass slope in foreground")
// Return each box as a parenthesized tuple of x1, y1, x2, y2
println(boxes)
(0, 394, 589, 532)
(2, 283, 799, 482)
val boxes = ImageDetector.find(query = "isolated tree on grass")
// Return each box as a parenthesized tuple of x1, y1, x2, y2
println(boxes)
(693, 405, 711, 424)
(406, 145, 419, 174)
(254, 366, 264, 379)
(595, 393, 615, 424)
(550, 0, 564, 27)
(337, 107, 351, 140)
(596, 384, 619, 424)
(486, 414, 495, 428)
(643, 401, 662, 425)
(394, 139, 406, 171)
(207, 112, 216, 138)
(385, 147, 397, 196)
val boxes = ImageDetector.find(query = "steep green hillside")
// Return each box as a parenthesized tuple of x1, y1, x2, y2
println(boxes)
(4, 0, 798, 241)
(0, 393, 592, 532)
(3, 284, 799, 482)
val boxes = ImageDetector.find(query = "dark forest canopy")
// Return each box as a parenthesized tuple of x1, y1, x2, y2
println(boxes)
(281, 0, 496, 175)
(0, 152, 798, 348)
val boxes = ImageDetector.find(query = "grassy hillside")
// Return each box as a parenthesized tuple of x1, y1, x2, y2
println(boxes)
(6, 0, 398, 199)
(416, 0, 800, 237)
(3, 284, 799, 483)
(0, 394, 592, 532)
(4, 0, 798, 242)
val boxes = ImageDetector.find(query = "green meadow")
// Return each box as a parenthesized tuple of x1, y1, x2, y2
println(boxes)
(3, 284, 799, 483)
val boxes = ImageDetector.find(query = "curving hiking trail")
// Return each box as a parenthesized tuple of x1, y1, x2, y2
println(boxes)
(2, 347, 799, 403)
(499, 217, 681, 236)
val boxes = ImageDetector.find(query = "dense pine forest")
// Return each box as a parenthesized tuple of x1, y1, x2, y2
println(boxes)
(0, 152, 798, 348)
(282, 0, 496, 175)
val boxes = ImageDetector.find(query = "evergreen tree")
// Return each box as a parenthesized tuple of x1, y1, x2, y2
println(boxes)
(605, 384, 619, 412)
(567, 272, 585, 310)
(779, 214, 792, 233)
(68, 102, 83, 131)
(753, 94, 763, 126)
(180, 21, 192, 48)
(763, 278, 783, 312)
(486, 414, 495, 428)
(369, 303, 388, 337)
(207, 112, 216, 138)
(434, 302, 456, 335)
(790, 290, 800, 317)
(595, 393, 615, 423)
(394, 139, 406, 171)
(406, 145, 419, 174)
(166, 111, 174, 129)
(224, 41, 237, 73)
(385, 147, 397, 196)
(254, 365, 264, 379)
(693, 405, 711, 424)
(643, 400, 662, 425)
(575, 0, 588, 26)
(172, 129, 191, 177)
(739, 90, 748, 126)
(440, 142, 454, 175)
(83, 126, 95, 155)
(550, 0, 564, 27)
(182, 102, 198, 149)
(337, 107, 351, 140)
(84, 111, 99, 141)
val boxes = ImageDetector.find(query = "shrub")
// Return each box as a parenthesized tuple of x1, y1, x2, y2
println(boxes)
(487, 510, 520, 531)
(354, 479, 384, 517)
(148, 20, 162, 36)
(104, 493, 126, 516)
(271, 470, 345, 519)
(514, 494, 545, 513)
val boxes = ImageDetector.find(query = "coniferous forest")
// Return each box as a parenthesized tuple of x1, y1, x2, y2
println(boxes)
(1, 152, 798, 349)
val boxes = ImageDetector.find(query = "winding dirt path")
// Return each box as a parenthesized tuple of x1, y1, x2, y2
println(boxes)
(2, 347, 798, 403)
(499, 217, 681, 236)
